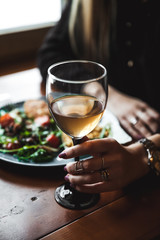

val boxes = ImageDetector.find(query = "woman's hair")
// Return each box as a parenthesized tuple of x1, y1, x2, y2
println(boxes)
(69, 0, 117, 66)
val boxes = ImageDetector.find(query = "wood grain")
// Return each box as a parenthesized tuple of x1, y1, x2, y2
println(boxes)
(41, 176, 160, 240)
(0, 163, 123, 240)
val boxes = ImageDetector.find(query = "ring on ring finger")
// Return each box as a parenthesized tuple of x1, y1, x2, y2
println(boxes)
(128, 116, 138, 126)
(75, 161, 84, 174)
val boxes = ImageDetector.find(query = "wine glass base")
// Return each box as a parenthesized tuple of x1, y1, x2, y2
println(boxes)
(55, 183, 99, 210)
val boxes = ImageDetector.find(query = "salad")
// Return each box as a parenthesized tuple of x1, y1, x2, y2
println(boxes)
(0, 100, 63, 163)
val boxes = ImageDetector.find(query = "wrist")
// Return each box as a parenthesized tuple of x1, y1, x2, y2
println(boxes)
(139, 136, 160, 176)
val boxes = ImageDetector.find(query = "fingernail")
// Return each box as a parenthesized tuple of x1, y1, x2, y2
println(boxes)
(64, 175, 69, 182)
(59, 152, 67, 158)
(64, 166, 67, 172)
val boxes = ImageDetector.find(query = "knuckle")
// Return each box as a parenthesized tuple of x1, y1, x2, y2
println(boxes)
(83, 160, 91, 171)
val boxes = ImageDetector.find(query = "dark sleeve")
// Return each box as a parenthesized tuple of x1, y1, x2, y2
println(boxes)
(37, 0, 76, 82)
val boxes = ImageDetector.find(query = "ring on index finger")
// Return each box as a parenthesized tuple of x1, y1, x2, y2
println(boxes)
(75, 161, 84, 174)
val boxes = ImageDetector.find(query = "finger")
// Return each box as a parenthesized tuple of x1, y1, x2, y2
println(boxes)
(137, 102, 160, 121)
(65, 171, 104, 185)
(59, 138, 113, 159)
(74, 182, 114, 193)
(134, 120, 152, 137)
(66, 154, 111, 174)
(120, 118, 143, 140)
(146, 108, 160, 123)
(137, 110, 160, 133)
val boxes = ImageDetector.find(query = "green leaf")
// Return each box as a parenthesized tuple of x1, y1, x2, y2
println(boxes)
(99, 124, 111, 138)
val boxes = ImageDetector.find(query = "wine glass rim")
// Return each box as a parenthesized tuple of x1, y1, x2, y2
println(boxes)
(48, 60, 107, 84)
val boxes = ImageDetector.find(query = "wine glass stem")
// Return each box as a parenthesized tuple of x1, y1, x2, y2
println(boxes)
(73, 138, 80, 162)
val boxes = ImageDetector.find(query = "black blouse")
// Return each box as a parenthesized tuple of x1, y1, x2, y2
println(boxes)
(110, 0, 160, 112)
(37, 0, 160, 112)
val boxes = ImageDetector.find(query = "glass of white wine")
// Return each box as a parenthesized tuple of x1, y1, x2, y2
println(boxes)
(46, 60, 107, 209)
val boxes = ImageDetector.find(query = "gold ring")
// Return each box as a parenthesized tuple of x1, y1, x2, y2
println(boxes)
(75, 161, 84, 173)
(100, 169, 109, 182)
(101, 154, 105, 170)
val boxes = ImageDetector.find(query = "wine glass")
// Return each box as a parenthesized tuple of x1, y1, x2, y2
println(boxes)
(46, 60, 107, 209)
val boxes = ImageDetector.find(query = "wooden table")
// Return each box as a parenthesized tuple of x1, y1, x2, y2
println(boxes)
(0, 69, 160, 240)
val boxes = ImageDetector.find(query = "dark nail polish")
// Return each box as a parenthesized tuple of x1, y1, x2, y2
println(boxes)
(64, 166, 67, 172)
(59, 152, 67, 158)
(64, 175, 69, 182)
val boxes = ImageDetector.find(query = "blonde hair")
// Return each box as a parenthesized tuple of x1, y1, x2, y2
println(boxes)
(69, 0, 117, 66)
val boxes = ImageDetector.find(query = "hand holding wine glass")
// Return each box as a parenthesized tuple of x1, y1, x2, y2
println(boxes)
(46, 60, 107, 209)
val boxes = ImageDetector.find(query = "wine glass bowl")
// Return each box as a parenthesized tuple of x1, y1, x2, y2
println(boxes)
(46, 60, 107, 209)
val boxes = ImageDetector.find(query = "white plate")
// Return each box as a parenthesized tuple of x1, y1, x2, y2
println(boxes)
(100, 110, 132, 144)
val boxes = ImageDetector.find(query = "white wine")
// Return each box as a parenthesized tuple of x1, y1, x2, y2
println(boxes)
(49, 95, 105, 138)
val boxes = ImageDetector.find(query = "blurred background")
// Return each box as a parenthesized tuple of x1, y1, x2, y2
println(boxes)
(0, 0, 66, 76)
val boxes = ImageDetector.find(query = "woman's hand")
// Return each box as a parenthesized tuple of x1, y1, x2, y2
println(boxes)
(59, 138, 149, 193)
(108, 86, 160, 140)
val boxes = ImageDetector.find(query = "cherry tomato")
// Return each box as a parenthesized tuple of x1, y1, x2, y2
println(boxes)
(0, 113, 14, 128)
(34, 115, 50, 127)
(46, 134, 60, 148)
(6, 142, 21, 150)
